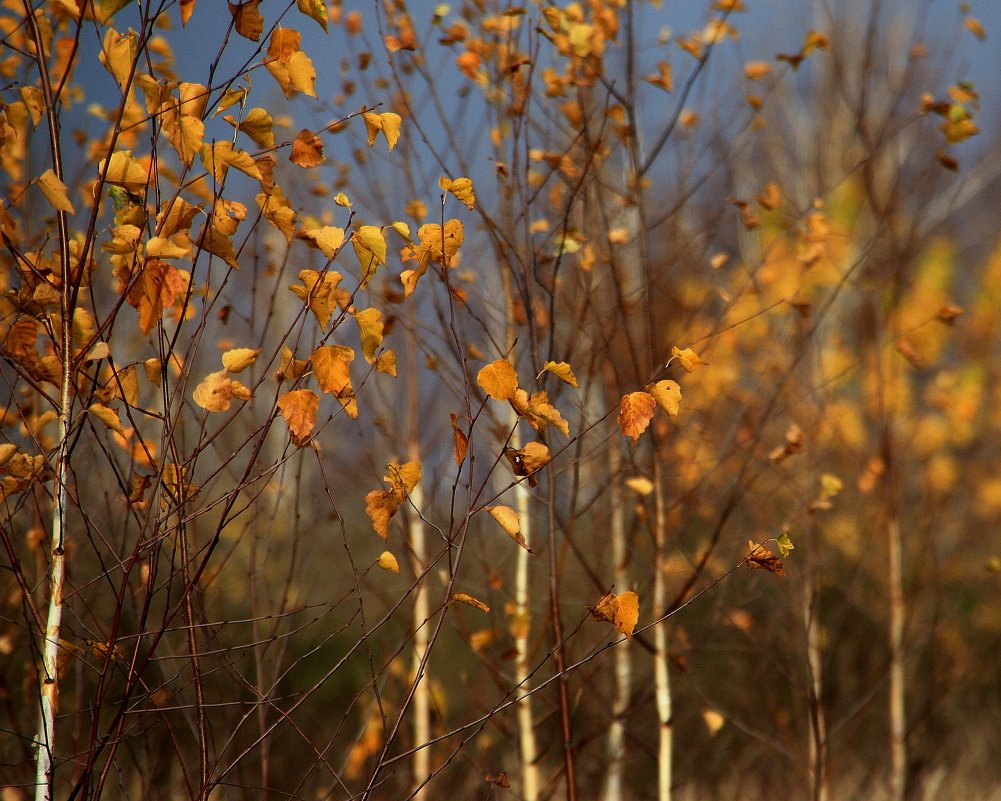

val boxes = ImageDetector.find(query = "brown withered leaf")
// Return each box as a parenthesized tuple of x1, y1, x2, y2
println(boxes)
(485, 772, 511, 789)
(450, 412, 468, 466)
(290, 128, 324, 167)
(768, 422, 804, 463)
(744, 541, 786, 576)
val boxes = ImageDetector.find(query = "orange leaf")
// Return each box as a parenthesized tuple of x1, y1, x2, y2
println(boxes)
(229, 0, 263, 40)
(193, 370, 237, 412)
(277, 389, 318, 445)
(477, 358, 518, 400)
(618, 391, 655, 442)
(450, 412, 468, 466)
(450, 592, 490, 613)
(365, 489, 398, 539)
(590, 590, 639, 639)
(290, 128, 324, 167)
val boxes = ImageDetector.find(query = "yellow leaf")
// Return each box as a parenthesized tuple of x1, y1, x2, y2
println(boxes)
(647, 379, 681, 416)
(365, 489, 398, 539)
(618, 391, 655, 442)
(450, 592, 490, 613)
(37, 169, 75, 214)
(227, 107, 276, 149)
(200, 141, 262, 182)
(511, 389, 569, 437)
(296, 0, 328, 31)
(374, 350, 397, 376)
(352, 225, 387, 286)
(287, 269, 344, 328)
(384, 459, 421, 498)
(589, 590, 639, 639)
(390, 220, 410, 240)
(625, 476, 653, 495)
(376, 550, 400, 573)
(702, 709, 726, 735)
(88, 403, 125, 435)
(193, 369, 236, 412)
(311, 344, 353, 395)
(672, 345, 706, 372)
(543, 360, 579, 387)
(156, 197, 202, 237)
(221, 347, 260, 373)
(277, 389, 318, 445)
(266, 29, 317, 98)
(99, 27, 136, 91)
(363, 112, 402, 151)
(353, 307, 384, 363)
(743, 60, 772, 80)
(145, 236, 192, 259)
(334, 192, 352, 207)
(257, 187, 297, 242)
(299, 225, 345, 258)
(438, 176, 475, 209)
(477, 358, 518, 400)
(101, 151, 149, 193)
(488, 505, 534, 553)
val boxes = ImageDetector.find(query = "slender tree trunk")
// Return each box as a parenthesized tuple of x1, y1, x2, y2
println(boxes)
(886, 464, 906, 801)
(602, 440, 631, 801)
(652, 460, 672, 801)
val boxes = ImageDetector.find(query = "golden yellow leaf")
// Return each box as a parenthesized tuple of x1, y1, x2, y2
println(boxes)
(488, 505, 533, 552)
(965, 17, 987, 40)
(543, 360, 579, 388)
(438, 176, 476, 209)
(618, 391, 655, 442)
(352, 225, 387, 286)
(287, 269, 345, 328)
(614, 591, 639, 638)
(277, 389, 318, 445)
(200, 141, 262, 182)
(256, 187, 297, 242)
(290, 128, 324, 167)
(227, 107, 275, 149)
(99, 27, 136, 91)
(399, 219, 465, 294)
(477, 358, 518, 400)
(511, 389, 570, 437)
(119, 259, 188, 334)
(389, 220, 410, 240)
(643, 61, 673, 92)
(756, 181, 782, 211)
(363, 112, 402, 151)
(266, 29, 317, 98)
(334, 192, 352, 207)
(229, 0, 263, 40)
(156, 197, 202, 237)
(744, 60, 772, 80)
(625, 476, 653, 495)
(37, 169, 75, 214)
(145, 236, 192, 259)
(101, 151, 149, 193)
(163, 110, 204, 165)
(365, 489, 397, 539)
(221, 347, 260, 373)
(193, 370, 236, 412)
(647, 379, 681, 416)
(353, 307, 384, 363)
(374, 350, 397, 376)
(298, 225, 345, 258)
(376, 550, 400, 573)
(311, 345, 353, 395)
(702, 709, 726, 735)
(296, 0, 327, 31)
(672, 345, 706, 372)
(450, 592, 490, 613)
(0, 444, 17, 468)
(384, 459, 421, 498)
(88, 403, 125, 435)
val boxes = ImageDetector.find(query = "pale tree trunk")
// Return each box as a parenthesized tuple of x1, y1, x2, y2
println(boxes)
(30, 2, 72, 794)
(887, 487, 906, 801)
(406, 321, 431, 800)
(602, 440, 631, 801)
(652, 460, 672, 801)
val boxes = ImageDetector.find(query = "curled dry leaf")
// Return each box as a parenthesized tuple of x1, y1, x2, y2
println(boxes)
(449, 412, 468, 466)
(438, 175, 475, 209)
(543, 360, 579, 388)
(672, 346, 706, 372)
(487, 505, 534, 553)
(744, 541, 786, 576)
(590, 590, 639, 639)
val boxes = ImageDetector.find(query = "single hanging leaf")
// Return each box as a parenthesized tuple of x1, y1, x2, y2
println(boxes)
(450, 592, 490, 613)
(618, 391, 655, 442)
(298, 225, 345, 258)
(503, 442, 550, 487)
(352, 225, 387, 286)
(229, 0, 263, 41)
(776, 531, 795, 557)
(477, 358, 518, 400)
(88, 403, 125, 435)
(449, 412, 468, 466)
(256, 187, 297, 241)
(296, 0, 327, 31)
(290, 128, 324, 167)
(376, 550, 400, 573)
(487, 505, 534, 553)
(543, 360, 579, 388)
(589, 590, 639, 639)
(353, 308, 384, 363)
(287, 269, 345, 328)
(221, 347, 260, 373)
(647, 379, 681, 416)
(193, 370, 237, 412)
(37, 170, 75, 214)
(672, 346, 706, 372)
(744, 541, 786, 576)
(365, 489, 398, 539)
(226, 107, 276, 149)
(438, 176, 475, 209)
(310, 345, 357, 418)
(101, 150, 149, 193)
(278, 389, 318, 445)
